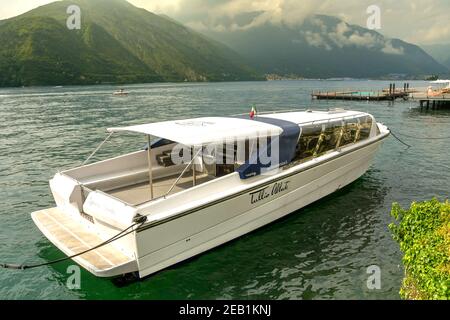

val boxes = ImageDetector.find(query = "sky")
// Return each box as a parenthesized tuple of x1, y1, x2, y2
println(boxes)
(0, 0, 449, 45)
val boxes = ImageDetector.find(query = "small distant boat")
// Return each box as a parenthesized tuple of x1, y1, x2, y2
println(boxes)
(113, 89, 129, 96)
(31, 109, 390, 278)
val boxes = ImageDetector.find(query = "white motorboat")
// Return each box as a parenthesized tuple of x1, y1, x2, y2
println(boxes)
(31, 109, 390, 278)
(113, 89, 129, 96)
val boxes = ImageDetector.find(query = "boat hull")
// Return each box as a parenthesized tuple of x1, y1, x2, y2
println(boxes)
(134, 137, 385, 278)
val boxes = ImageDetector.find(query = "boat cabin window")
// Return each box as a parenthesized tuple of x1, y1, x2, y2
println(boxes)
(293, 115, 373, 164)
(340, 118, 359, 147)
(357, 116, 373, 141)
(314, 121, 342, 157)
(295, 124, 322, 161)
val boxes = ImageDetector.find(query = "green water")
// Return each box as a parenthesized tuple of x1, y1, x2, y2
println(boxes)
(0, 80, 448, 300)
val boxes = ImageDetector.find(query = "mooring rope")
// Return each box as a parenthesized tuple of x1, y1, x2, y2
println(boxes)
(393, 132, 450, 140)
(0, 216, 146, 271)
(390, 130, 412, 148)
(389, 128, 450, 149)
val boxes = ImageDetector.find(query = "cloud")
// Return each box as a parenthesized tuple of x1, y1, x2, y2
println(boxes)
(1, 0, 449, 44)
(130, 0, 340, 31)
(409, 23, 450, 45)
(0, 0, 56, 20)
(128, 0, 450, 44)
(300, 19, 405, 55)
(382, 40, 404, 55)
(327, 22, 381, 49)
(301, 31, 332, 50)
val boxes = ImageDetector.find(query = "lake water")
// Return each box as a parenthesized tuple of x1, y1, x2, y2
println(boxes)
(0, 80, 448, 300)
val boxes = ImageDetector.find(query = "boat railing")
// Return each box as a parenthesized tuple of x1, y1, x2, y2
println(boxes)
(82, 132, 114, 166)
(231, 108, 308, 117)
(232, 109, 368, 127)
(164, 148, 203, 198)
(304, 112, 368, 126)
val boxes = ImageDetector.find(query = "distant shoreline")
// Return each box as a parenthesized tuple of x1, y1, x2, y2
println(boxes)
(0, 77, 439, 90)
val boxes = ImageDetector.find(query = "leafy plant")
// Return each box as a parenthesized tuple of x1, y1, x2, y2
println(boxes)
(389, 199, 450, 300)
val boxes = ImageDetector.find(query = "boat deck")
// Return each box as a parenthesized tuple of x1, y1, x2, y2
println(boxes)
(31, 208, 137, 277)
(108, 172, 215, 206)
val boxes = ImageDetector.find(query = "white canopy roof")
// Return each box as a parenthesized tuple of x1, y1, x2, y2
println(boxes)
(107, 117, 283, 146)
(259, 110, 366, 124)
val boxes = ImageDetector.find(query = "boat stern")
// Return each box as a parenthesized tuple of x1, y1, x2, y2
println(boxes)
(31, 207, 138, 277)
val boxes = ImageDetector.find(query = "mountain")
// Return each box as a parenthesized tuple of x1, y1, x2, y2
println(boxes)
(422, 43, 450, 69)
(202, 14, 448, 79)
(0, 0, 262, 87)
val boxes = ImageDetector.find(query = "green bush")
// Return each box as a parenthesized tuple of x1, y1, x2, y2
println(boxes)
(390, 199, 450, 300)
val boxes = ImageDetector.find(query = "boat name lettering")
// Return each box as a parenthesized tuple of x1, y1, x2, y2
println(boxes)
(250, 181, 290, 204)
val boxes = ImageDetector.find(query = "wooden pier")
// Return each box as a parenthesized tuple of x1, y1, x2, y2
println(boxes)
(410, 93, 450, 110)
(312, 83, 413, 101)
